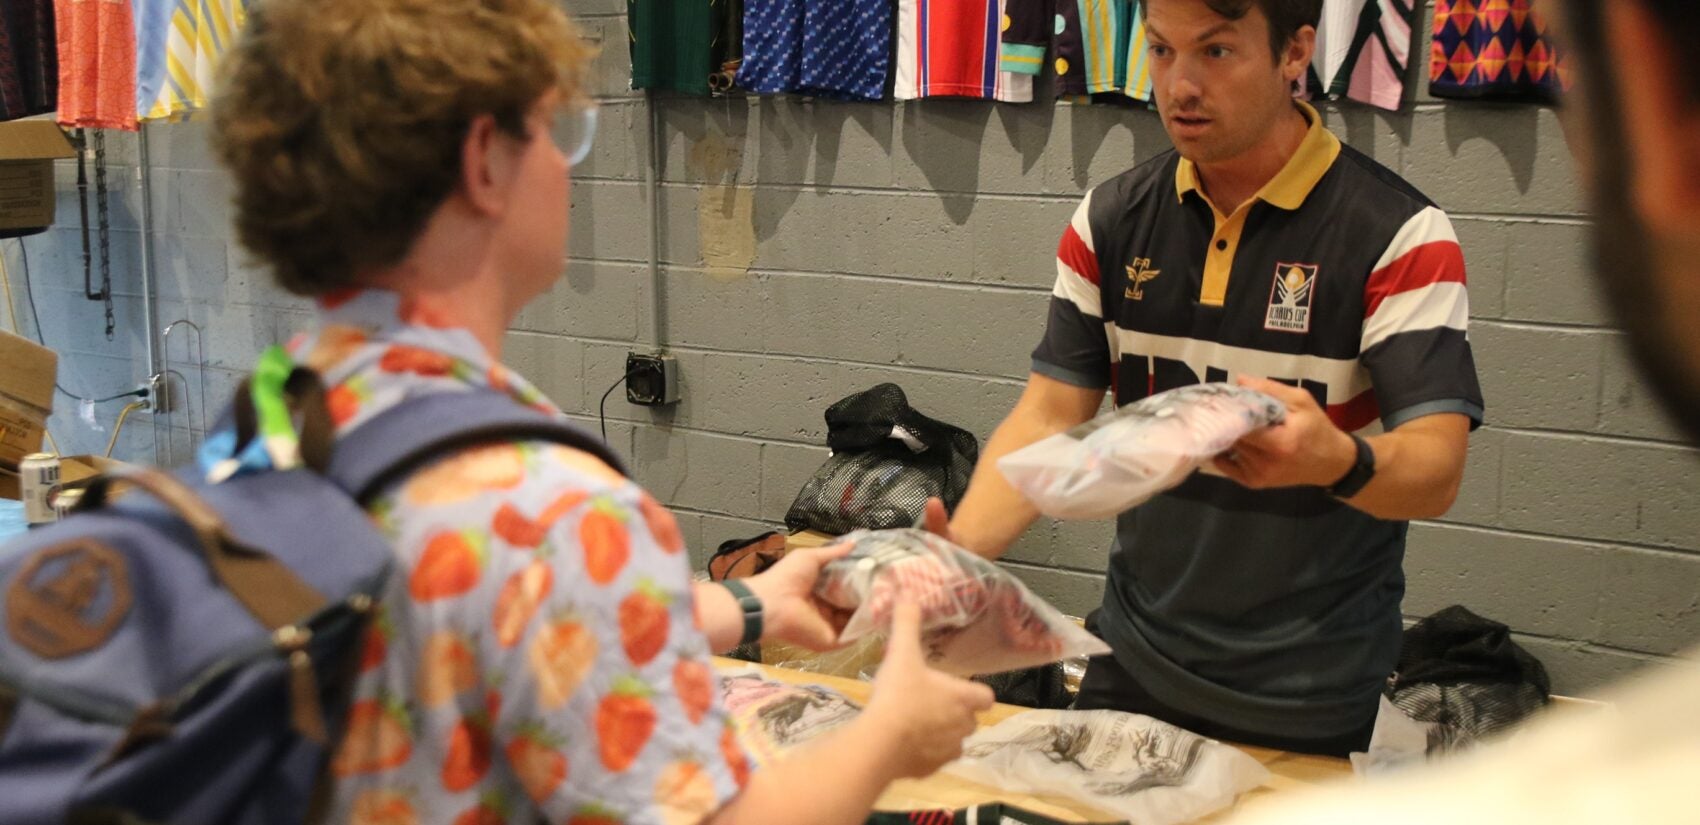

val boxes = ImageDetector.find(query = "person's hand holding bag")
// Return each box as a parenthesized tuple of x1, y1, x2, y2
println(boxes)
(864, 601, 997, 778)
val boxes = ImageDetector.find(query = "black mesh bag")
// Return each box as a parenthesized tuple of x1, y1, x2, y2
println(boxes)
(1388, 605, 1552, 744)
(784, 384, 979, 536)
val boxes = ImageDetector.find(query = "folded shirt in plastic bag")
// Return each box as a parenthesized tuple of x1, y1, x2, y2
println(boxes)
(943, 709, 1270, 825)
(997, 383, 1285, 519)
(815, 529, 1110, 676)
(721, 670, 864, 765)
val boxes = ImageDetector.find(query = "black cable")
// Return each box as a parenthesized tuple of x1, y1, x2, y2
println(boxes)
(599, 366, 644, 445)
(13, 239, 144, 404)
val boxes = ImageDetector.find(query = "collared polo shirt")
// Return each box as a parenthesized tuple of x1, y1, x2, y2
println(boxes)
(1031, 101, 1485, 738)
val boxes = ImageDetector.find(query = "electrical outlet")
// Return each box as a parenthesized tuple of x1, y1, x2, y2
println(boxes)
(625, 353, 680, 406)
(144, 374, 175, 413)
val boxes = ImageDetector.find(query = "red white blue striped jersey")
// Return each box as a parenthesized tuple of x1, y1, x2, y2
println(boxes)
(894, 0, 1035, 101)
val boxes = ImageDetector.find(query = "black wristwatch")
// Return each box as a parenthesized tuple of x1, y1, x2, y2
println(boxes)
(1327, 433, 1376, 499)
(720, 579, 765, 646)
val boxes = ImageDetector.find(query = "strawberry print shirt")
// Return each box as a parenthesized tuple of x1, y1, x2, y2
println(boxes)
(267, 290, 749, 825)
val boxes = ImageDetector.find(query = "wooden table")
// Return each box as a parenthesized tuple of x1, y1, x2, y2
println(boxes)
(715, 658, 1353, 823)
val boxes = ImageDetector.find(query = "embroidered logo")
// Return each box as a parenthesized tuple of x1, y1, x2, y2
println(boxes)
(1264, 263, 1318, 333)
(5, 541, 133, 659)
(1125, 258, 1161, 301)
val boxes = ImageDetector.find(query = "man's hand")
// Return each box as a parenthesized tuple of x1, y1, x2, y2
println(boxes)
(745, 544, 854, 651)
(1214, 375, 1359, 490)
(921, 497, 957, 544)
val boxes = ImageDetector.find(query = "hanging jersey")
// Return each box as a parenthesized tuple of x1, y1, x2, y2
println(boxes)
(1003, 0, 1150, 102)
(1428, 0, 1572, 102)
(1310, 0, 1415, 111)
(896, 0, 1033, 102)
(54, 0, 137, 130)
(797, 0, 893, 100)
(735, 0, 800, 94)
(739, 0, 891, 100)
(999, 0, 1087, 97)
(630, 0, 739, 96)
(137, 0, 249, 122)
(0, 0, 56, 122)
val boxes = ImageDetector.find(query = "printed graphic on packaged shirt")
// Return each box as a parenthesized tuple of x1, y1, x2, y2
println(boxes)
(1264, 262, 1318, 333)
(720, 671, 863, 764)
(944, 709, 1270, 825)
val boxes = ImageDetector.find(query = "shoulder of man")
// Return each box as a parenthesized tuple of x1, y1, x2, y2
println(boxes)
(1327, 142, 1443, 220)
(1085, 149, 1183, 225)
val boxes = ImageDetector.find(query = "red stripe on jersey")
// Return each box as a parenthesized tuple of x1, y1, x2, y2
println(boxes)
(1363, 240, 1466, 318)
(926, 1, 989, 94)
(1327, 389, 1381, 433)
(1059, 224, 1100, 285)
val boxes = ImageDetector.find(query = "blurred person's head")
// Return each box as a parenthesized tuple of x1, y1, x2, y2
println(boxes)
(1556, 0, 1700, 441)
(1144, 0, 1322, 165)
(211, 0, 594, 331)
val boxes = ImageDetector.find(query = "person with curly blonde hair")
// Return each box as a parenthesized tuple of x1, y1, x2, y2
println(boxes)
(211, 2, 994, 823)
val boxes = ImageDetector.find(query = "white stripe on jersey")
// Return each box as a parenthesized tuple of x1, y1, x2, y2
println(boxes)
(1363, 281, 1470, 352)
(1053, 266, 1102, 318)
(1071, 191, 1096, 252)
(1112, 328, 1374, 405)
(1051, 192, 1101, 318)
(1372, 205, 1458, 272)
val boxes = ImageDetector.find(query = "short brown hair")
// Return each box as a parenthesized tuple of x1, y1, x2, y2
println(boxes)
(212, 0, 593, 297)
(1197, 0, 1324, 61)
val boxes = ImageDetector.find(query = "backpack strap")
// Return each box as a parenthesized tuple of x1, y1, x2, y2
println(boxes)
(325, 390, 628, 504)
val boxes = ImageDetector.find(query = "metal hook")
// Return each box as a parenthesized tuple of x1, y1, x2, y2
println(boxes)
(160, 319, 209, 466)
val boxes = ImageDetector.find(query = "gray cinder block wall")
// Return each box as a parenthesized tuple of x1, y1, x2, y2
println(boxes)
(4, 1, 1695, 694)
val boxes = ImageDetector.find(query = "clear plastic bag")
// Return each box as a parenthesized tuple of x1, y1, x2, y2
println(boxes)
(997, 383, 1286, 519)
(814, 529, 1110, 676)
(944, 709, 1270, 825)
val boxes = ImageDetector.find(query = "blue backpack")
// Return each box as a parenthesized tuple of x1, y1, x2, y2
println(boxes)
(0, 372, 624, 825)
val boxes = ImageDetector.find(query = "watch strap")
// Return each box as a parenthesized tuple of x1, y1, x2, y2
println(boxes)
(1328, 433, 1376, 499)
(720, 578, 765, 646)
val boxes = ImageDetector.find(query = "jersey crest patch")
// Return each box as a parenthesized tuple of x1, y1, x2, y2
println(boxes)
(1265, 262, 1318, 333)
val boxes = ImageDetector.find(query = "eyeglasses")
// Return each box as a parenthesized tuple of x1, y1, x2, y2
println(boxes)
(554, 103, 599, 168)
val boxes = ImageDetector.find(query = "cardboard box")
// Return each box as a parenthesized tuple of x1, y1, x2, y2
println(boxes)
(57, 454, 124, 488)
(0, 329, 56, 473)
(0, 120, 77, 238)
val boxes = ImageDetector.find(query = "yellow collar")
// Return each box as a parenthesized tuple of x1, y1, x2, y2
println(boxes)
(1174, 100, 1342, 213)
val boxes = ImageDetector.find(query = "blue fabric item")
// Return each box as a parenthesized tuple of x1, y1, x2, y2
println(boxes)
(132, 0, 173, 117)
(0, 500, 23, 542)
(736, 0, 890, 100)
(0, 390, 620, 825)
(735, 0, 803, 94)
(797, 0, 892, 101)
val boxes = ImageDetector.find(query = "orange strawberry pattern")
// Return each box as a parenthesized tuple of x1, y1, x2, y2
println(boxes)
(619, 580, 672, 667)
(409, 530, 488, 601)
(655, 759, 718, 825)
(596, 677, 658, 773)
(506, 722, 569, 802)
(349, 788, 419, 825)
(333, 694, 415, 777)
(417, 631, 478, 709)
(291, 290, 748, 823)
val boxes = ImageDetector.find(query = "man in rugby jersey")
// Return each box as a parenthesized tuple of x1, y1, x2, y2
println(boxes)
(948, 0, 1482, 757)
(1224, 0, 1700, 818)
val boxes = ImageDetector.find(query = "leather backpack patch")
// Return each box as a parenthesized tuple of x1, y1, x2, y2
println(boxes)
(6, 541, 133, 659)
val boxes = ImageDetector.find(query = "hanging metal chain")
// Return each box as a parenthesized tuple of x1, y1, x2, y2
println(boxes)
(75, 129, 96, 302)
(92, 130, 114, 340)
